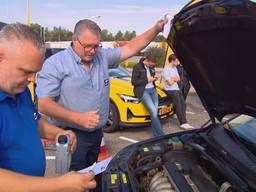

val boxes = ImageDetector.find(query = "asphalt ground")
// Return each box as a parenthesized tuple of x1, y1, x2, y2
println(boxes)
(44, 88, 211, 177)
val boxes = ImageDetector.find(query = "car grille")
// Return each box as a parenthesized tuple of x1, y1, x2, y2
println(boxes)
(159, 96, 171, 106)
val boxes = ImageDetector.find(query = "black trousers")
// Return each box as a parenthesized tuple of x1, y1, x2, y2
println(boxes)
(166, 90, 187, 125)
(180, 82, 191, 101)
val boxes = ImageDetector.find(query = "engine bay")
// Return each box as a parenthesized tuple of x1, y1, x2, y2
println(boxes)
(102, 125, 256, 192)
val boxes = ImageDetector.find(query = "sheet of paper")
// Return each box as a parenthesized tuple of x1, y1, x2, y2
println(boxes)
(78, 156, 112, 175)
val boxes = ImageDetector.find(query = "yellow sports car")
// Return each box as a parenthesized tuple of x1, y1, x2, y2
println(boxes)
(104, 66, 174, 133)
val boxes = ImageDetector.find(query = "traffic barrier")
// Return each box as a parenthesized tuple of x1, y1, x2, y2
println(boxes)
(41, 139, 55, 150)
(97, 135, 111, 162)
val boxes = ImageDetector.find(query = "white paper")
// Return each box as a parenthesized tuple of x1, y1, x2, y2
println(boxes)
(78, 157, 112, 175)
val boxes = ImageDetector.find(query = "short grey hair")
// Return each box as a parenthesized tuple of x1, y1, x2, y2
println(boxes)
(0, 23, 45, 53)
(73, 19, 101, 38)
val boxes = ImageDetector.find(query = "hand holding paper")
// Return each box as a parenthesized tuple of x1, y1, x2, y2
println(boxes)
(78, 157, 112, 175)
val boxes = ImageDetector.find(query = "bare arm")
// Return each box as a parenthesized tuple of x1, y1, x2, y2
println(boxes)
(38, 117, 63, 140)
(38, 98, 99, 129)
(0, 169, 96, 192)
(38, 98, 80, 126)
(120, 18, 168, 62)
(38, 118, 77, 152)
(167, 75, 180, 85)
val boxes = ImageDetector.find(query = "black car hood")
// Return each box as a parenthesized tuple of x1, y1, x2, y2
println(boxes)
(168, 0, 256, 121)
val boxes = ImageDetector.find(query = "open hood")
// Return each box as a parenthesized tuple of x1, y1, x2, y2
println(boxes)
(168, 0, 256, 121)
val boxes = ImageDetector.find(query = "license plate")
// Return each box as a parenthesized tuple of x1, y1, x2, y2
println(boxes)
(159, 106, 170, 115)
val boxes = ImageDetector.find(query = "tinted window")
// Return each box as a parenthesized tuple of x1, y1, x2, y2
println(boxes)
(231, 116, 256, 146)
(45, 48, 64, 59)
(109, 66, 129, 78)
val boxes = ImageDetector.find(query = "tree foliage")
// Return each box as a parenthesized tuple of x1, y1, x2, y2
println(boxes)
(101, 29, 114, 41)
(154, 34, 166, 42)
(144, 47, 166, 67)
(30, 23, 166, 42)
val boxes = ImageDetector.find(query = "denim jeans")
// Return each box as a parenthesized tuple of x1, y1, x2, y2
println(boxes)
(141, 88, 164, 136)
(64, 128, 103, 192)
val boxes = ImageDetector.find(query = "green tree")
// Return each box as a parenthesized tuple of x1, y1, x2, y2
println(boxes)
(123, 30, 136, 40)
(115, 30, 123, 41)
(45, 26, 72, 41)
(30, 23, 46, 41)
(101, 29, 114, 41)
(30, 23, 41, 34)
(32, 23, 163, 43)
(154, 35, 166, 42)
(144, 47, 165, 67)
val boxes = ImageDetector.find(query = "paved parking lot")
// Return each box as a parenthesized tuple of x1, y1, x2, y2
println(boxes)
(45, 88, 209, 176)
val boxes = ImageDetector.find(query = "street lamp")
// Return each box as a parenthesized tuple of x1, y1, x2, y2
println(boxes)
(27, 0, 36, 101)
(27, 0, 31, 26)
(91, 15, 101, 20)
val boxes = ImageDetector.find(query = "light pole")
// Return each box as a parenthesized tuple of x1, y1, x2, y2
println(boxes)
(27, 0, 31, 27)
(27, 0, 36, 101)
(91, 15, 101, 20)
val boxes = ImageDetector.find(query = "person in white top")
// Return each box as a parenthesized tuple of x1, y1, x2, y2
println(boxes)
(162, 54, 194, 130)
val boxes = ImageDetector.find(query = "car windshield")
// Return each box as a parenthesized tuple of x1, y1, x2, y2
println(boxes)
(228, 115, 256, 147)
(45, 48, 64, 59)
(109, 66, 130, 78)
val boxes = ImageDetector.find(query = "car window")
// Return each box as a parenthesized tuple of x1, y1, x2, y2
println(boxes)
(45, 48, 64, 59)
(109, 66, 130, 78)
(228, 115, 256, 145)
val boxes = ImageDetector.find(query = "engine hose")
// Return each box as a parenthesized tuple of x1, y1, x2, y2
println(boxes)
(136, 155, 156, 167)
(151, 183, 174, 192)
(219, 182, 232, 192)
(150, 172, 164, 185)
(134, 162, 162, 174)
(150, 177, 169, 191)
(150, 174, 173, 192)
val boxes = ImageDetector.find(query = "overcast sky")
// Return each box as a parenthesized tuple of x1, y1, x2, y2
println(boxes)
(0, 0, 189, 36)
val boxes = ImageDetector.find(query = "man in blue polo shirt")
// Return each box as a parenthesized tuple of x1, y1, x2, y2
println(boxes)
(0, 23, 96, 192)
(36, 18, 168, 191)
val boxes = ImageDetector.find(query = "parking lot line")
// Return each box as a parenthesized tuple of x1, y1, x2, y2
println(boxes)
(186, 111, 195, 114)
(119, 136, 138, 143)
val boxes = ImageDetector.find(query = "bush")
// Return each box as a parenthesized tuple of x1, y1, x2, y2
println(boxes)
(143, 47, 165, 67)
(120, 61, 137, 68)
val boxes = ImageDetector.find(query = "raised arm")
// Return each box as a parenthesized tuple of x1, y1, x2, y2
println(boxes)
(120, 18, 168, 62)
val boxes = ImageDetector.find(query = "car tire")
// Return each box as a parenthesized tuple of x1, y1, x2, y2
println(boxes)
(103, 102, 120, 133)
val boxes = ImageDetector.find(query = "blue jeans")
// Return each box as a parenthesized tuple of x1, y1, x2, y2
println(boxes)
(141, 88, 164, 137)
(65, 128, 102, 192)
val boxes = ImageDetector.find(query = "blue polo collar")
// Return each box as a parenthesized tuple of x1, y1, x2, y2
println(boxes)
(0, 90, 9, 102)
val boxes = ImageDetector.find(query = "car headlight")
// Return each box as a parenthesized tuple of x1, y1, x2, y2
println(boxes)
(118, 94, 140, 104)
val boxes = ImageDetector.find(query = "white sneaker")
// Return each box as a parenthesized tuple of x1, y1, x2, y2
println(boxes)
(180, 123, 194, 130)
